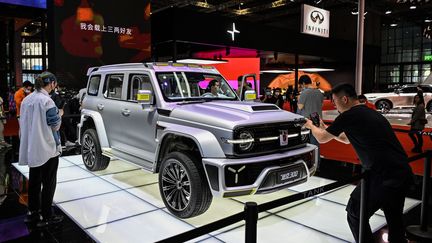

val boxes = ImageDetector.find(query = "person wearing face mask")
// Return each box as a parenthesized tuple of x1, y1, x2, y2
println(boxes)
(273, 87, 284, 108)
(260, 87, 276, 103)
(19, 71, 64, 228)
(14, 80, 34, 119)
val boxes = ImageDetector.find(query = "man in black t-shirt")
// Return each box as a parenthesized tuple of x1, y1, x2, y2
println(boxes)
(304, 83, 413, 243)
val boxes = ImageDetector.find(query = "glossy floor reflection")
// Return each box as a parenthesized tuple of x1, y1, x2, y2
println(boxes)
(10, 155, 421, 243)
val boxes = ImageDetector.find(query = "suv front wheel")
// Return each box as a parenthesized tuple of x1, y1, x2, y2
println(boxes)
(159, 152, 212, 218)
(81, 128, 110, 171)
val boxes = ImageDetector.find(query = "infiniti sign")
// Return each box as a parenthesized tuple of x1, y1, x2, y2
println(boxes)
(310, 11, 324, 24)
(301, 4, 330, 38)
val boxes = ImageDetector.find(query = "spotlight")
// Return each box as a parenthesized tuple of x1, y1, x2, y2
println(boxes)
(385, 10, 392, 15)
(426, 19, 432, 23)
(410, 5, 416, 10)
(390, 23, 398, 27)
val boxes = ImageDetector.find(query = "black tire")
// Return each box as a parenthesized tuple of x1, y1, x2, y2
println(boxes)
(81, 128, 110, 171)
(375, 99, 392, 110)
(158, 152, 212, 218)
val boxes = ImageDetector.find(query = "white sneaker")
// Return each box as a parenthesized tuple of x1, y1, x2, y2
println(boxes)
(65, 141, 76, 147)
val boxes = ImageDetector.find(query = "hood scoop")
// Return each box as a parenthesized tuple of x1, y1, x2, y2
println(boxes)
(251, 105, 279, 111)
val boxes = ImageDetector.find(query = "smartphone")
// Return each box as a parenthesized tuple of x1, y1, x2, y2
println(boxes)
(310, 112, 320, 127)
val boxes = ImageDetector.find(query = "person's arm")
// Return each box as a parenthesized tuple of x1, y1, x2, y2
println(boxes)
(304, 118, 350, 144)
(298, 93, 305, 110)
(46, 107, 62, 131)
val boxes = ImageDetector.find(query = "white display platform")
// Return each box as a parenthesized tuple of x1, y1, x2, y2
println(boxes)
(13, 155, 420, 243)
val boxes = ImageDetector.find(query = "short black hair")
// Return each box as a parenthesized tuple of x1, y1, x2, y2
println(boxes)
(23, 80, 33, 88)
(299, 75, 312, 85)
(208, 79, 218, 87)
(358, 94, 366, 100)
(332, 83, 358, 99)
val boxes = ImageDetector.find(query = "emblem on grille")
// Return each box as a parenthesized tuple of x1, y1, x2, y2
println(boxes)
(280, 129, 289, 146)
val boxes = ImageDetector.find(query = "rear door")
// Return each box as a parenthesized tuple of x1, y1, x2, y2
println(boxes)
(116, 72, 158, 168)
(98, 73, 127, 148)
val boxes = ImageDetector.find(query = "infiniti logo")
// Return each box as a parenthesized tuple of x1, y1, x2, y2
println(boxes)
(310, 10, 324, 24)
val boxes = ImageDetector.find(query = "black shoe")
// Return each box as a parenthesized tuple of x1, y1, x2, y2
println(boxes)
(412, 148, 423, 153)
(24, 211, 41, 224)
(36, 214, 64, 228)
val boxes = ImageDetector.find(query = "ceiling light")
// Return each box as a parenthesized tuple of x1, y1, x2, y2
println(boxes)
(299, 68, 335, 72)
(385, 10, 392, 15)
(175, 58, 228, 64)
(260, 70, 293, 74)
(390, 23, 398, 27)
(410, 6, 416, 9)
(425, 19, 432, 23)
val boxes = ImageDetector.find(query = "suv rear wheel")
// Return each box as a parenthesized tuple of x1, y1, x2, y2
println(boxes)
(159, 152, 212, 218)
(81, 128, 110, 171)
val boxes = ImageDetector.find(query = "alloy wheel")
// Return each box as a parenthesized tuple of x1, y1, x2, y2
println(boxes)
(82, 133, 96, 167)
(161, 159, 191, 211)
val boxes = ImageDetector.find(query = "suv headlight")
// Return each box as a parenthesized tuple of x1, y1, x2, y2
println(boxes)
(238, 130, 254, 151)
(301, 129, 310, 143)
(223, 130, 255, 152)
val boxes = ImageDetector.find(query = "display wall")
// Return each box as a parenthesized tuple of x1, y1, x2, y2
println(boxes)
(52, 0, 151, 88)
(0, 0, 46, 8)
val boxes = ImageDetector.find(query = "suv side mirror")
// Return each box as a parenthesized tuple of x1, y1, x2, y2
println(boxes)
(244, 90, 257, 101)
(137, 90, 154, 106)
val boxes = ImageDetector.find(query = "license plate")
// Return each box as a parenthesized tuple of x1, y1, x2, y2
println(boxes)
(279, 129, 288, 146)
(277, 168, 301, 184)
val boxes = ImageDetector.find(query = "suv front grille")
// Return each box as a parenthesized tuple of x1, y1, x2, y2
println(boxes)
(233, 121, 306, 157)
(224, 152, 313, 187)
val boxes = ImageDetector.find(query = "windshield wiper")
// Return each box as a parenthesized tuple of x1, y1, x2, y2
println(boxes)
(177, 99, 211, 105)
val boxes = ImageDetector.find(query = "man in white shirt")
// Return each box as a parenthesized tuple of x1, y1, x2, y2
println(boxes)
(19, 71, 64, 227)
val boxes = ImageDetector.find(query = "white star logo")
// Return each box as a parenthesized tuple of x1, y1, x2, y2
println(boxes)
(227, 23, 240, 41)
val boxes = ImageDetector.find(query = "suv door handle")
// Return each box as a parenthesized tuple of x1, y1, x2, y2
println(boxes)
(97, 104, 104, 111)
(121, 108, 131, 116)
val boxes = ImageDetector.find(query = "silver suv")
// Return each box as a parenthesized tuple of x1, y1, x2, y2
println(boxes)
(78, 63, 318, 218)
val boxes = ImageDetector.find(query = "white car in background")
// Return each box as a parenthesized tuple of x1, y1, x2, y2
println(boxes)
(365, 84, 432, 111)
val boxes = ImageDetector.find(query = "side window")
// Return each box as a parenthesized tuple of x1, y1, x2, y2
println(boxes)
(421, 86, 432, 93)
(103, 74, 124, 99)
(128, 74, 153, 101)
(401, 87, 417, 93)
(87, 75, 101, 96)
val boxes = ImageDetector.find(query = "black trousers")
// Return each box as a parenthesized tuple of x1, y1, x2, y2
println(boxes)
(408, 129, 423, 149)
(346, 176, 410, 243)
(28, 156, 59, 219)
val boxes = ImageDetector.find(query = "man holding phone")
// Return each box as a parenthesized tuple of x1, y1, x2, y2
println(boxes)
(297, 75, 324, 167)
(304, 83, 413, 243)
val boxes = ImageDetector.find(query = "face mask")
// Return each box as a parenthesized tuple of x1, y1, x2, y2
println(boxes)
(275, 92, 280, 96)
(24, 88, 31, 93)
(265, 91, 271, 96)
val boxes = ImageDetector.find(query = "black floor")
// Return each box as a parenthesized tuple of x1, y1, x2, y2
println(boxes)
(0, 135, 431, 243)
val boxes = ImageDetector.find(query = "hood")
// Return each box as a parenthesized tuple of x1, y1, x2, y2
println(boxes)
(166, 101, 305, 130)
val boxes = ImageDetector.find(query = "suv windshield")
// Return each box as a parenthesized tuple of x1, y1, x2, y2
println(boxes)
(156, 72, 237, 101)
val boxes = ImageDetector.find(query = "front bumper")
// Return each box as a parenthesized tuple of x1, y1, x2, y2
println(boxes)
(202, 144, 318, 198)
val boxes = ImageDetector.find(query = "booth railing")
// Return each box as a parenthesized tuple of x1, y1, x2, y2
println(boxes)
(156, 149, 432, 243)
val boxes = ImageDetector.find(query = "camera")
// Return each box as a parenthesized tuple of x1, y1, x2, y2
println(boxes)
(310, 112, 320, 127)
